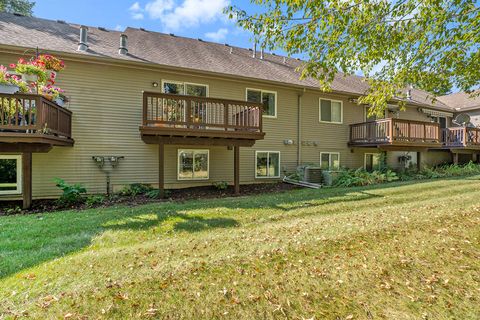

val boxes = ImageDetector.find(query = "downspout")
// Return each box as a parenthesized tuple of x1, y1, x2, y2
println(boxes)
(297, 88, 305, 166)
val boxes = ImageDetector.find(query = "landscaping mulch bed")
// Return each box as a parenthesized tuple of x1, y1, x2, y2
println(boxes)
(0, 182, 299, 215)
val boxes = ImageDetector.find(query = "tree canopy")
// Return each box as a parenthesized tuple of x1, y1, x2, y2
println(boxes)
(227, 0, 480, 114)
(0, 0, 35, 16)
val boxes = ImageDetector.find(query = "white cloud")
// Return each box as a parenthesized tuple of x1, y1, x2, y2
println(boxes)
(129, 1, 145, 20)
(129, 2, 142, 11)
(114, 24, 124, 31)
(145, 0, 174, 19)
(205, 28, 229, 42)
(132, 12, 145, 20)
(133, 0, 229, 31)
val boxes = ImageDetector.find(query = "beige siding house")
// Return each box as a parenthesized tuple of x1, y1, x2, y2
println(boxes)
(0, 13, 479, 207)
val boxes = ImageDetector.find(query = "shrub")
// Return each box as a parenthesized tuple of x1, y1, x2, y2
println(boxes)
(54, 178, 87, 205)
(398, 161, 480, 181)
(120, 183, 153, 197)
(85, 195, 105, 207)
(146, 189, 160, 199)
(213, 181, 229, 190)
(334, 169, 398, 187)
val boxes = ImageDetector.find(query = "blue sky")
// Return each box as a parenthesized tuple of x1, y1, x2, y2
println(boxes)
(34, 0, 258, 49)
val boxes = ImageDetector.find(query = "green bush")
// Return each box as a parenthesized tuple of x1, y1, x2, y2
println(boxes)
(212, 181, 229, 190)
(120, 183, 153, 197)
(334, 169, 398, 187)
(399, 161, 480, 181)
(54, 178, 87, 205)
(85, 195, 105, 207)
(146, 189, 160, 199)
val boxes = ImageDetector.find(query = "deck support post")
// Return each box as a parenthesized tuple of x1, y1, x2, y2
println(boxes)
(416, 152, 421, 171)
(22, 152, 32, 209)
(234, 146, 240, 195)
(158, 143, 165, 198)
(453, 152, 459, 165)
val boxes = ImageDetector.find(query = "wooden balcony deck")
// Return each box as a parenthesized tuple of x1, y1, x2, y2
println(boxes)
(443, 127, 480, 150)
(349, 118, 480, 150)
(140, 92, 265, 146)
(0, 93, 73, 151)
(349, 118, 442, 148)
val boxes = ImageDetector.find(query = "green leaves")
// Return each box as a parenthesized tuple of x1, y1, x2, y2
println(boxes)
(228, 0, 480, 112)
(0, 0, 35, 16)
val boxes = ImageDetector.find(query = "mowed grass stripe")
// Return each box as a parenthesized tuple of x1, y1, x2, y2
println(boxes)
(0, 176, 479, 319)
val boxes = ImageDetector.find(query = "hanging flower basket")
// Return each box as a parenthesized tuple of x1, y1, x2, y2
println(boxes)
(22, 73, 38, 82)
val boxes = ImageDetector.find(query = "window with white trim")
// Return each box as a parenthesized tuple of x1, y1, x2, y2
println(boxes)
(320, 99, 343, 123)
(178, 149, 209, 180)
(246, 88, 277, 117)
(162, 80, 208, 97)
(320, 152, 340, 171)
(255, 151, 280, 178)
(0, 155, 22, 195)
(364, 153, 381, 172)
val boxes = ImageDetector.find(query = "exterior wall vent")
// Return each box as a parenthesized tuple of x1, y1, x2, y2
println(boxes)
(78, 26, 89, 51)
(119, 34, 128, 55)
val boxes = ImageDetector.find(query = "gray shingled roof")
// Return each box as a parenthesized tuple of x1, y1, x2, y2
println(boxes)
(0, 12, 454, 110)
(438, 91, 480, 111)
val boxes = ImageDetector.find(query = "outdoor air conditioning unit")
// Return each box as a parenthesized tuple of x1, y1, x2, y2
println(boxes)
(304, 167, 323, 184)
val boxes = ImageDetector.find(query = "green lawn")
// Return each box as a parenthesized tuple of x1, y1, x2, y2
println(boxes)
(1, 178, 479, 319)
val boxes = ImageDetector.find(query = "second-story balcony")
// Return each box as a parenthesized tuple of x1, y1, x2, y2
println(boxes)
(0, 93, 73, 149)
(140, 92, 265, 146)
(349, 118, 480, 150)
(349, 118, 442, 148)
(443, 127, 480, 149)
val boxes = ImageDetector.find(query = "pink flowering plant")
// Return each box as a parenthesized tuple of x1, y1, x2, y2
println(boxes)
(0, 65, 29, 92)
(11, 58, 47, 83)
(40, 85, 69, 103)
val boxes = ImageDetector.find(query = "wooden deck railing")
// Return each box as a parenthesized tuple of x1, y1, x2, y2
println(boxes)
(0, 93, 72, 139)
(443, 127, 480, 147)
(142, 92, 263, 134)
(349, 118, 441, 145)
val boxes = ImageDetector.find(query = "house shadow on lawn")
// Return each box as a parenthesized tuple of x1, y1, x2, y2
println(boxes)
(1, 176, 476, 279)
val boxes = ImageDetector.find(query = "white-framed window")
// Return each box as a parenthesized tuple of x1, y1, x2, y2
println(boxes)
(364, 153, 381, 172)
(0, 155, 22, 195)
(177, 149, 209, 180)
(319, 98, 343, 123)
(162, 80, 209, 97)
(320, 152, 340, 171)
(246, 88, 277, 118)
(255, 151, 280, 178)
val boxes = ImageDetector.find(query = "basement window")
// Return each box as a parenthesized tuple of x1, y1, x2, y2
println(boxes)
(255, 151, 280, 178)
(178, 149, 209, 180)
(0, 155, 22, 195)
(320, 152, 340, 171)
